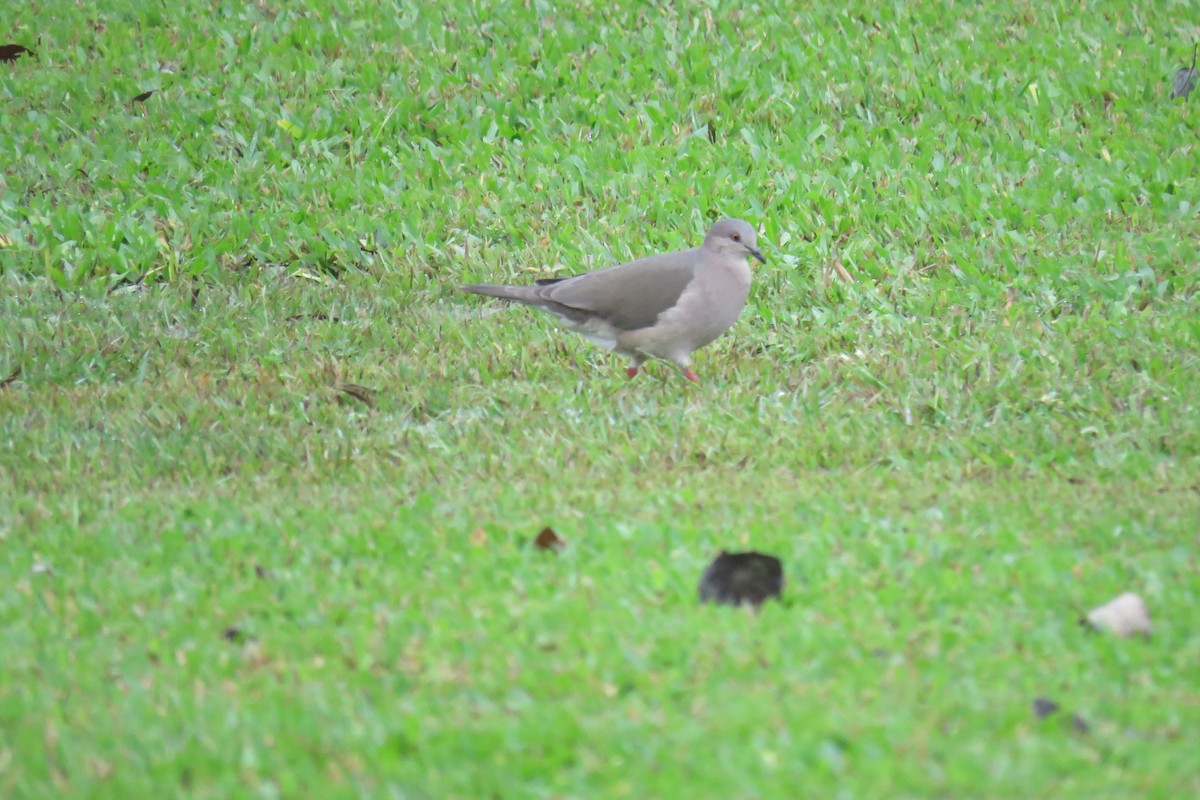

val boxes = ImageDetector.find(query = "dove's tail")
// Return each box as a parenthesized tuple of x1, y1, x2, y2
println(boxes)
(459, 283, 544, 306)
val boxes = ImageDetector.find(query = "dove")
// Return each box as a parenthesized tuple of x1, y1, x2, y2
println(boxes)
(460, 218, 764, 382)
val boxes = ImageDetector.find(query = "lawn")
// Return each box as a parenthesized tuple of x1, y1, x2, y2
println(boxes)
(2, 0, 1199, 797)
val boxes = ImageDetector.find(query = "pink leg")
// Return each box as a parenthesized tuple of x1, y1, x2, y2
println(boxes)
(626, 365, 640, 379)
(683, 368, 701, 383)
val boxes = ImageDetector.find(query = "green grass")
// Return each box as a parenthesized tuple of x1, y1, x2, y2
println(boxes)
(3, 0, 1200, 797)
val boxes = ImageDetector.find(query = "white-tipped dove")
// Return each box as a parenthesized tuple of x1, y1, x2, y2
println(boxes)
(460, 218, 764, 382)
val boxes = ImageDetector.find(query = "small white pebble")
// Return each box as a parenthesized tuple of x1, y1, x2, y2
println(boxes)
(1086, 592, 1152, 638)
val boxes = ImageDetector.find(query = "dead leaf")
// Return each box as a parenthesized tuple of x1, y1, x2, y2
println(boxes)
(1032, 697, 1060, 719)
(1172, 68, 1197, 100)
(534, 526, 565, 551)
(699, 550, 784, 609)
(0, 44, 36, 62)
(0, 365, 20, 388)
(86, 756, 114, 780)
(337, 382, 377, 408)
(1032, 696, 1090, 734)
(131, 89, 155, 104)
(285, 312, 336, 322)
(242, 641, 270, 669)
(1171, 44, 1198, 100)
(469, 527, 488, 547)
(832, 258, 853, 283)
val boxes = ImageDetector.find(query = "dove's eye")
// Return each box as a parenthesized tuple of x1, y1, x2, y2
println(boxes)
(731, 233, 741, 242)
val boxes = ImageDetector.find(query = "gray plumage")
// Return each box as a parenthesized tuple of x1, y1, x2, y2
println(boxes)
(460, 218, 764, 382)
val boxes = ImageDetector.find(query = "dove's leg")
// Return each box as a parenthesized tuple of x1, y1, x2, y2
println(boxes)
(625, 353, 645, 379)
